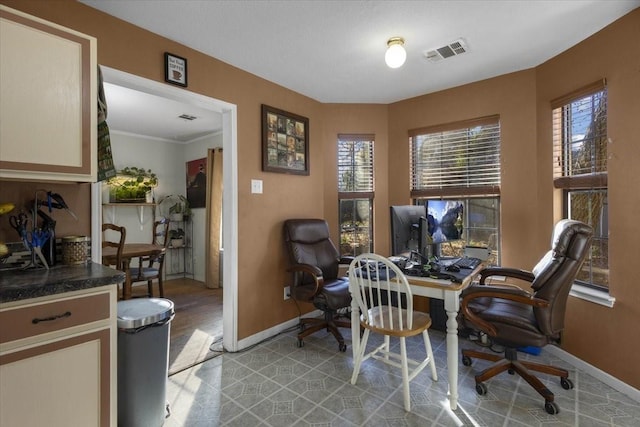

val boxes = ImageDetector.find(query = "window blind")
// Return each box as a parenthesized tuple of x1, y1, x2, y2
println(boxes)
(338, 135, 374, 196)
(552, 83, 607, 190)
(410, 117, 500, 198)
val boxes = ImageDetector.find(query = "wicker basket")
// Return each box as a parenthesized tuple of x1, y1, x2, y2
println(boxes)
(61, 236, 89, 265)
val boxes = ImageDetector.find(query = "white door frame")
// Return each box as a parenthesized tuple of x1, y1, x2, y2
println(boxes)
(92, 66, 239, 351)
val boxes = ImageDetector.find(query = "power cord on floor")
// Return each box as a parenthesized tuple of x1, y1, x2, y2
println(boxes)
(208, 336, 224, 352)
(467, 330, 507, 353)
(171, 290, 349, 376)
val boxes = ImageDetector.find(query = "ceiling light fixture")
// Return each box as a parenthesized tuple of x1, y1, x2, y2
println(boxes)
(385, 37, 406, 68)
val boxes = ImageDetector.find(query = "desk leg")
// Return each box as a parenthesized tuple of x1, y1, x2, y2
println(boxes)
(444, 290, 461, 410)
(351, 298, 360, 362)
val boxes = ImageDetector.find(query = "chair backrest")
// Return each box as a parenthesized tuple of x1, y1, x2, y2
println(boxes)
(102, 223, 126, 269)
(529, 219, 593, 336)
(154, 218, 171, 249)
(283, 219, 340, 282)
(349, 253, 415, 332)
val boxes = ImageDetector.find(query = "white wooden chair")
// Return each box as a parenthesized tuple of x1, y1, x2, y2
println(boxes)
(349, 253, 437, 411)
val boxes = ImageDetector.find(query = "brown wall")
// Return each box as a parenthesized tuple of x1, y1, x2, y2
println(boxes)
(1, 0, 326, 339)
(535, 9, 640, 388)
(388, 70, 542, 269)
(386, 10, 640, 388)
(2, 1, 638, 388)
(322, 104, 390, 254)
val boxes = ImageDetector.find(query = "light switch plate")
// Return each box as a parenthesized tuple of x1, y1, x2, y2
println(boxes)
(251, 179, 263, 194)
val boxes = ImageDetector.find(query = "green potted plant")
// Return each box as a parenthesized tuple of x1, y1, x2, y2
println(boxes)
(168, 228, 185, 248)
(107, 166, 158, 203)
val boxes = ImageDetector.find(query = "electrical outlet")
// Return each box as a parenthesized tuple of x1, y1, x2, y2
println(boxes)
(283, 286, 290, 300)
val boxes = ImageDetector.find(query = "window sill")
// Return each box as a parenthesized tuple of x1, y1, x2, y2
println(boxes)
(569, 284, 615, 308)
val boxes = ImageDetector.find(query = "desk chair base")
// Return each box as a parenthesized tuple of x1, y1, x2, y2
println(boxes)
(462, 347, 573, 415)
(297, 311, 349, 352)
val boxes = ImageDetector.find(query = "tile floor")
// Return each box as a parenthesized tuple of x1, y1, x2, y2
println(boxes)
(165, 327, 639, 426)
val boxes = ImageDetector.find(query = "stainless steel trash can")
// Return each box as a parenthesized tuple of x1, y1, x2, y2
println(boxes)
(117, 298, 175, 427)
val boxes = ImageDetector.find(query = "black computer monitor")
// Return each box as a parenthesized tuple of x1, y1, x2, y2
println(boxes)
(418, 214, 435, 256)
(389, 205, 426, 255)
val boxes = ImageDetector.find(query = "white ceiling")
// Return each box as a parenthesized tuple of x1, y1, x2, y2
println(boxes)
(86, 0, 639, 141)
(103, 82, 223, 142)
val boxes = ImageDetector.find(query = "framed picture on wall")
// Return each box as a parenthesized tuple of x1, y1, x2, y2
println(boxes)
(186, 158, 206, 208)
(164, 52, 188, 87)
(261, 104, 309, 175)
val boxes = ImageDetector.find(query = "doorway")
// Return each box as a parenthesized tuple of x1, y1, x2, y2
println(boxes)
(91, 66, 239, 352)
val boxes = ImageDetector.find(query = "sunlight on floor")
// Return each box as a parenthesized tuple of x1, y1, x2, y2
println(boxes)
(167, 363, 223, 425)
(170, 328, 216, 374)
(441, 398, 482, 427)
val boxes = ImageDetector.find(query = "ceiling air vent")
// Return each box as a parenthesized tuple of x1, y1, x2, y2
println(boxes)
(424, 39, 468, 62)
(178, 114, 197, 121)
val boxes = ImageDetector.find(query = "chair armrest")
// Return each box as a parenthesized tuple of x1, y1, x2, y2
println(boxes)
(461, 284, 549, 337)
(479, 267, 535, 285)
(339, 256, 354, 265)
(287, 263, 324, 295)
(287, 263, 322, 277)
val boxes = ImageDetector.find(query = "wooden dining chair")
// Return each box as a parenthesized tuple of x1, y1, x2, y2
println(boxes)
(102, 223, 126, 272)
(349, 253, 438, 412)
(102, 223, 127, 299)
(129, 218, 170, 297)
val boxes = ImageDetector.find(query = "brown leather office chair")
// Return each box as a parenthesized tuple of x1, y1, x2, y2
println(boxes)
(459, 219, 593, 415)
(102, 223, 126, 271)
(283, 219, 352, 351)
(129, 218, 170, 298)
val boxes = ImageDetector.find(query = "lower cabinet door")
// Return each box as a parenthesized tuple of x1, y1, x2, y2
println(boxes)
(0, 329, 111, 427)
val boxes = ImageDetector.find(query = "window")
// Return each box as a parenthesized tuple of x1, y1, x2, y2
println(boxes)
(338, 135, 374, 256)
(552, 81, 608, 291)
(410, 116, 501, 263)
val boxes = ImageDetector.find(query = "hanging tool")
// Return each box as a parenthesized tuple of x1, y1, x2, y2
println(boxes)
(23, 228, 50, 270)
(9, 212, 30, 248)
(36, 209, 57, 266)
(45, 192, 78, 220)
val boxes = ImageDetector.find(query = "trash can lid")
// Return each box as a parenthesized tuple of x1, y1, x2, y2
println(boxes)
(117, 298, 174, 329)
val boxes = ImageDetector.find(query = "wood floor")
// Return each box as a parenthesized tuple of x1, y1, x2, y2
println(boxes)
(131, 278, 223, 375)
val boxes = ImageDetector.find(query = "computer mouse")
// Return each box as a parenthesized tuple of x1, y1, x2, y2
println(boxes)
(446, 264, 461, 272)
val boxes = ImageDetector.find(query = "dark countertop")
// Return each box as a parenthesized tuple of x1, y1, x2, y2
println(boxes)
(0, 262, 125, 304)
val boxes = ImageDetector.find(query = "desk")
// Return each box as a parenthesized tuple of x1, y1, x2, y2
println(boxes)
(102, 243, 165, 300)
(350, 263, 483, 410)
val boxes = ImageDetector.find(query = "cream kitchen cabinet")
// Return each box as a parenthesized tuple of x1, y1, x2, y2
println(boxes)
(0, 286, 117, 427)
(0, 5, 97, 182)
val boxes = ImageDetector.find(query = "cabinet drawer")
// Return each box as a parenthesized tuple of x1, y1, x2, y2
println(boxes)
(0, 293, 109, 344)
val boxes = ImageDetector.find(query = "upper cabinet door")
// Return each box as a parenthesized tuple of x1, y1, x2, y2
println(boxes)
(0, 6, 97, 182)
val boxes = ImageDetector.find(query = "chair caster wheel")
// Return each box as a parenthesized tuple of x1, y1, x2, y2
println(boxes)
(545, 401, 559, 414)
(297, 339, 304, 348)
(462, 355, 472, 366)
(475, 382, 487, 395)
(560, 377, 574, 390)
(339, 343, 347, 352)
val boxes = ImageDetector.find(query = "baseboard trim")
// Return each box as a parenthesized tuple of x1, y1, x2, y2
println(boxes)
(236, 310, 323, 350)
(546, 345, 640, 403)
